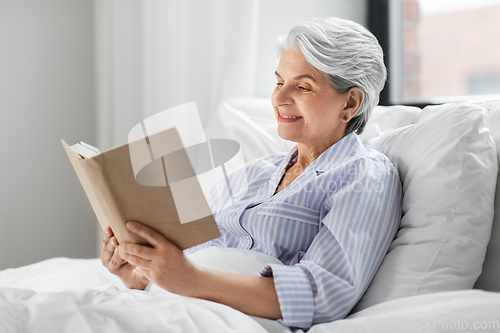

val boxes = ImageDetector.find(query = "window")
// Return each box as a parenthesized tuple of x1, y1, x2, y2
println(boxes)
(370, 0, 500, 105)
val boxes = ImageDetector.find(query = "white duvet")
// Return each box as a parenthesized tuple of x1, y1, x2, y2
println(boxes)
(1, 248, 499, 333)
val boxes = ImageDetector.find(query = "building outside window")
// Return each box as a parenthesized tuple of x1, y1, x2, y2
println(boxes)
(372, 0, 500, 105)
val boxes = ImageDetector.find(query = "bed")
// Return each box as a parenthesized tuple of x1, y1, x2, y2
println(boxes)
(1, 98, 499, 332)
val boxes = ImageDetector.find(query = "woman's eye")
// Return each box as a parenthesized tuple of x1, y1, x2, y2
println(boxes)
(276, 82, 283, 87)
(299, 86, 311, 91)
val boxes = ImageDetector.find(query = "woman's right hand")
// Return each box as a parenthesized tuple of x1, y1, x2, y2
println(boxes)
(101, 226, 150, 290)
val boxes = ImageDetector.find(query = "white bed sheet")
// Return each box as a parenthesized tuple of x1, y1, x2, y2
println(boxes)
(1, 250, 500, 333)
(0, 249, 288, 333)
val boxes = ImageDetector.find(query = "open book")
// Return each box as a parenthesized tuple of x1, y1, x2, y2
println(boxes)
(62, 128, 221, 249)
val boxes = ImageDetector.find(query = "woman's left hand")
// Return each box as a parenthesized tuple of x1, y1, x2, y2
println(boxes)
(117, 221, 200, 296)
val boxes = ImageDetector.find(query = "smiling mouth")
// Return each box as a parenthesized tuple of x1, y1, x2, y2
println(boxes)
(279, 113, 302, 119)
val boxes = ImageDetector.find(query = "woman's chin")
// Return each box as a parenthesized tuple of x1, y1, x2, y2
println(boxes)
(277, 129, 299, 143)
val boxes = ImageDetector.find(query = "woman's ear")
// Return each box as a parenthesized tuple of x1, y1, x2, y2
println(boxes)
(342, 87, 364, 122)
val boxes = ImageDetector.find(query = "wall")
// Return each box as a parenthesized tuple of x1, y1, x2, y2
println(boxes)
(0, 0, 96, 268)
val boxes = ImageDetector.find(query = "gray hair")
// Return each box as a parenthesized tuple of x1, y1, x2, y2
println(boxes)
(276, 17, 387, 135)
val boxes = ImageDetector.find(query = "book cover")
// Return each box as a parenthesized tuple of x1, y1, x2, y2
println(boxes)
(62, 127, 221, 249)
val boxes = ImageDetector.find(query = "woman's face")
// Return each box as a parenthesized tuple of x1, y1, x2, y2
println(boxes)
(272, 48, 349, 150)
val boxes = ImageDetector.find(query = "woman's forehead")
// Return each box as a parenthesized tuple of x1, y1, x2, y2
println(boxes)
(277, 49, 324, 82)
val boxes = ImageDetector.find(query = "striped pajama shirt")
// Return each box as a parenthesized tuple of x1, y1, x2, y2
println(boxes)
(186, 132, 402, 329)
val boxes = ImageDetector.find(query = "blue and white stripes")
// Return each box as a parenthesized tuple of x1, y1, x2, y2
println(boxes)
(186, 133, 402, 329)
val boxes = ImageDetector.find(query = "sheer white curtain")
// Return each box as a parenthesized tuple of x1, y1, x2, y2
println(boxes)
(95, 0, 260, 150)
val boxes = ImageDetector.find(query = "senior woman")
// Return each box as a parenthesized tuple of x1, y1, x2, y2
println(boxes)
(101, 17, 402, 329)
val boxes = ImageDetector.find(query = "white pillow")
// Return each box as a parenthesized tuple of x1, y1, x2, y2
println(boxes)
(357, 105, 422, 145)
(353, 102, 498, 312)
(368, 105, 422, 132)
(218, 98, 294, 162)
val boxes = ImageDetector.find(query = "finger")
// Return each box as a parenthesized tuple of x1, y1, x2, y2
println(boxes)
(118, 249, 152, 269)
(109, 246, 128, 269)
(103, 226, 113, 244)
(102, 236, 119, 263)
(126, 221, 166, 248)
(119, 243, 156, 260)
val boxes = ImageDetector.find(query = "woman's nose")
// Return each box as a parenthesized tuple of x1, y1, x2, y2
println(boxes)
(272, 84, 293, 107)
